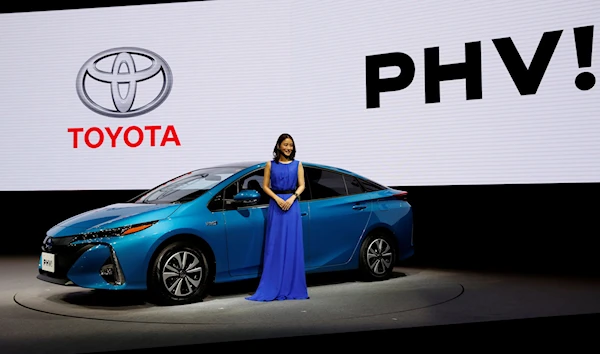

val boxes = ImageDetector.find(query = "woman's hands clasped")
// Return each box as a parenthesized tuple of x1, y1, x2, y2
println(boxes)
(277, 196, 296, 211)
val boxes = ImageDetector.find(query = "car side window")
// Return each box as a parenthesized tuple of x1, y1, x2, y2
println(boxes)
(207, 191, 224, 212)
(240, 170, 269, 205)
(305, 167, 346, 200)
(222, 169, 269, 210)
(223, 181, 239, 201)
(345, 175, 364, 195)
(358, 178, 386, 192)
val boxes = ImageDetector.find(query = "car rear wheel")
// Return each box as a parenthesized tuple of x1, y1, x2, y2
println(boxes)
(358, 232, 397, 281)
(147, 241, 212, 306)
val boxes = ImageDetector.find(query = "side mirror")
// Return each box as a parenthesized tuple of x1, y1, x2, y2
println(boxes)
(233, 189, 261, 205)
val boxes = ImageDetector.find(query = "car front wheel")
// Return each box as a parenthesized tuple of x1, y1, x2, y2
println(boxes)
(358, 232, 397, 281)
(148, 241, 212, 306)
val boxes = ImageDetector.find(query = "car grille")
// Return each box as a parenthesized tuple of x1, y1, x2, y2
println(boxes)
(39, 236, 94, 280)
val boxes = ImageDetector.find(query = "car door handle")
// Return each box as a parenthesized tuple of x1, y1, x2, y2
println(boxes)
(301, 212, 308, 216)
(352, 205, 367, 210)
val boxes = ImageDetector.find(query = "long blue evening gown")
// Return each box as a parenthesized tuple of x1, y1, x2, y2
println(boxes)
(246, 159, 309, 301)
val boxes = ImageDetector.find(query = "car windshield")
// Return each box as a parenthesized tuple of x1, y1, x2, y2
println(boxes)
(135, 166, 242, 204)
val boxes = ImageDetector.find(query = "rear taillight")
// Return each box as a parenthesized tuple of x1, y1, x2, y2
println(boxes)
(394, 191, 408, 201)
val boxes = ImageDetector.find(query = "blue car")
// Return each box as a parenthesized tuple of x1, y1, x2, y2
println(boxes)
(38, 161, 414, 305)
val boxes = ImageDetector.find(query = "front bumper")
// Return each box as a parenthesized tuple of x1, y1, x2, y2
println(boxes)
(37, 235, 133, 290)
(36, 272, 74, 286)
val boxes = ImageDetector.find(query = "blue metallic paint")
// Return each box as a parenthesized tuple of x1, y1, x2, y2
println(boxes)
(38, 161, 414, 294)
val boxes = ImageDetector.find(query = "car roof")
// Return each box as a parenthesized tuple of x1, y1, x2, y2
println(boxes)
(208, 160, 372, 181)
(210, 161, 264, 169)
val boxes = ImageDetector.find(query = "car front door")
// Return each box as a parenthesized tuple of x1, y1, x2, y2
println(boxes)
(220, 169, 270, 277)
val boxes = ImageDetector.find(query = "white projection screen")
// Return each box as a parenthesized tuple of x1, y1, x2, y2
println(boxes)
(0, 0, 598, 191)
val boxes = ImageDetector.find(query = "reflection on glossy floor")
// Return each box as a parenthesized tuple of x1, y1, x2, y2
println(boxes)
(2, 255, 600, 353)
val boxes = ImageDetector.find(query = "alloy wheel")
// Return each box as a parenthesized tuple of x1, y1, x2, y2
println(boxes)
(161, 250, 203, 297)
(366, 238, 393, 275)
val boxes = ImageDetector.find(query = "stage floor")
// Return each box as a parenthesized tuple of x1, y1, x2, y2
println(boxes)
(2, 255, 600, 353)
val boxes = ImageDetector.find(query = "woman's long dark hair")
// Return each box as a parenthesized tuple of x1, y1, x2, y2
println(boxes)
(272, 133, 296, 162)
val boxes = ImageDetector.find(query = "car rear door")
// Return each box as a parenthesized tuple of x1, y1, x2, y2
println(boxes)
(304, 168, 373, 269)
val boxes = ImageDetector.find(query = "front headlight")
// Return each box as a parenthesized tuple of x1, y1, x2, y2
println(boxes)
(75, 221, 157, 241)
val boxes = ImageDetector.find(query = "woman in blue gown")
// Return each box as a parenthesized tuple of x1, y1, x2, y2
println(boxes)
(246, 133, 309, 301)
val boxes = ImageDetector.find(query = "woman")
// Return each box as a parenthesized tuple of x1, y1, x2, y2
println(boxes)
(246, 133, 309, 301)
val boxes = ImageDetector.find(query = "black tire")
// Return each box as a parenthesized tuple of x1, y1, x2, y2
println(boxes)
(147, 241, 213, 306)
(358, 232, 397, 281)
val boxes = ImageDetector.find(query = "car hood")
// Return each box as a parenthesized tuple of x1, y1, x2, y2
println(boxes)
(48, 203, 181, 237)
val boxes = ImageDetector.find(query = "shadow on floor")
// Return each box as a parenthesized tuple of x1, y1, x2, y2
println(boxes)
(55, 269, 407, 308)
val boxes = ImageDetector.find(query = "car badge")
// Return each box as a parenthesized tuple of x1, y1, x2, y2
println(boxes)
(44, 236, 53, 251)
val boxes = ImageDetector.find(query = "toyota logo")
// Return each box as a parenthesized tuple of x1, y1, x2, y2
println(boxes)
(76, 47, 173, 118)
(44, 236, 53, 251)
